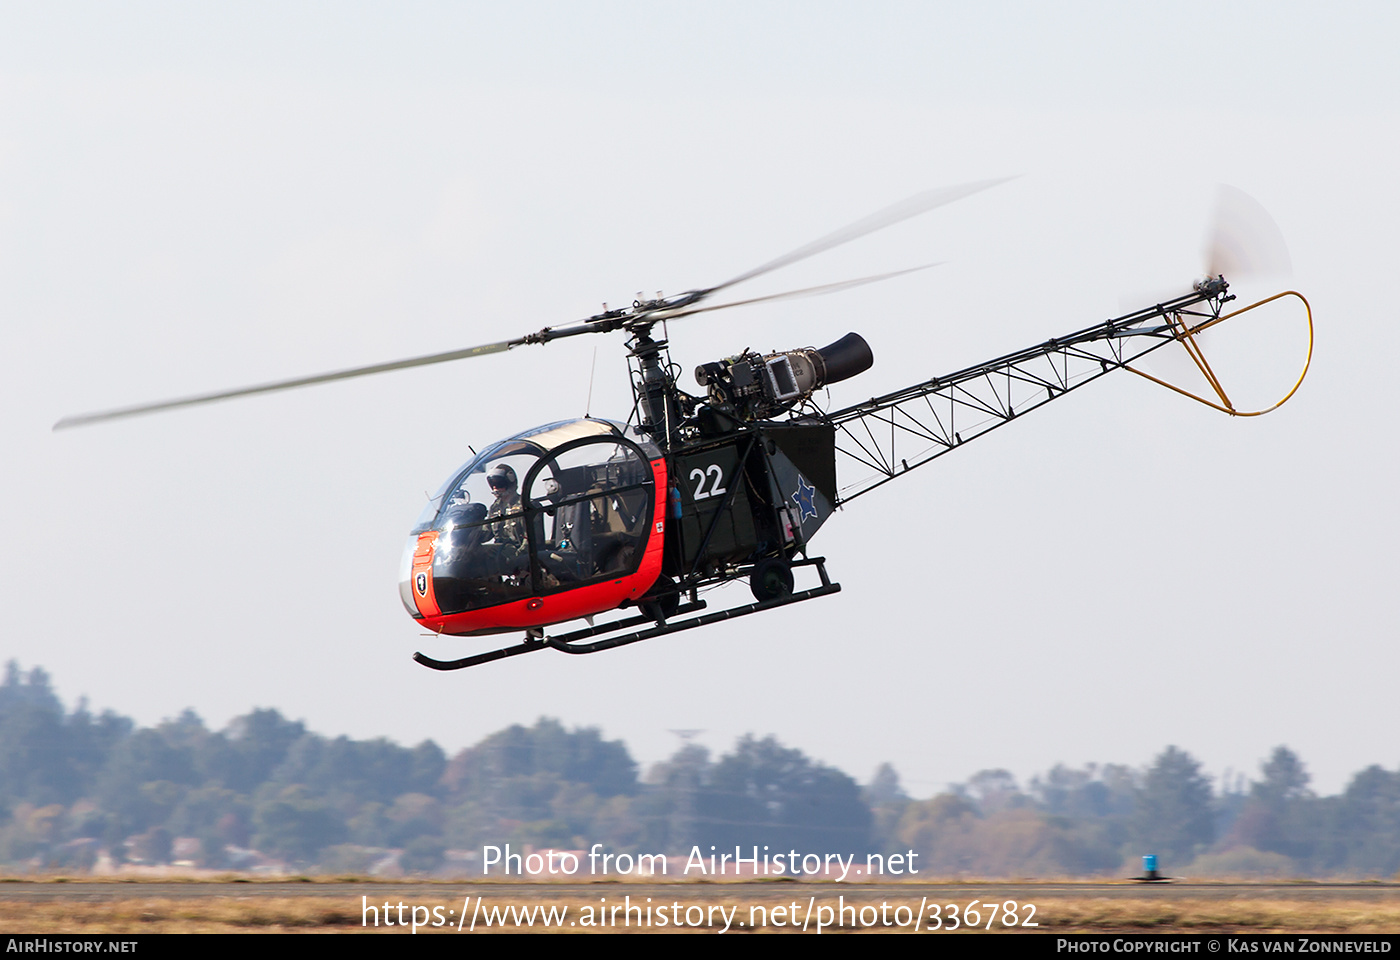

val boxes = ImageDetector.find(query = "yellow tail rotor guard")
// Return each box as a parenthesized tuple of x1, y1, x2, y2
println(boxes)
(1124, 290, 1313, 416)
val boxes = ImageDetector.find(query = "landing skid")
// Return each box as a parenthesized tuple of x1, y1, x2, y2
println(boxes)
(414, 563, 841, 672)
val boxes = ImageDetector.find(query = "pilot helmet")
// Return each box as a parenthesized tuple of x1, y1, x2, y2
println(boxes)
(487, 463, 518, 491)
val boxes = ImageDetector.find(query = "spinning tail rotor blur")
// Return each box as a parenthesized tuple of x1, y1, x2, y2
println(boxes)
(1127, 185, 1311, 417)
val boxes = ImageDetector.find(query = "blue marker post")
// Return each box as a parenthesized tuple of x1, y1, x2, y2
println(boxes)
(1133, 854, 1166, 882)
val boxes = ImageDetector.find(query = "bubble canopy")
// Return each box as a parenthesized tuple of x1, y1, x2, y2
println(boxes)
(400, 419, 663, 624)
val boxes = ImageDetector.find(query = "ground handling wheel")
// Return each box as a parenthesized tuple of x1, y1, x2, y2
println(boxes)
(749, 557, 794, 602)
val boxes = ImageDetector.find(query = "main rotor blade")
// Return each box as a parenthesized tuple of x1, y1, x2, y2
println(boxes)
(705, 178, 1011, 297)
(54, 338, 519, 429)
(57, 181, 1008, 430)
(659, 264, 943, 321)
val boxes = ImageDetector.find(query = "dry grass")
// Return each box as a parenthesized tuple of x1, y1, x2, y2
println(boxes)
(2, 886, 1398, 934)
(0, 896, 364, 934)
(1039, 898, 1400, 934)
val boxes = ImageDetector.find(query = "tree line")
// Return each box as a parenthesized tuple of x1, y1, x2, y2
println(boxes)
(1, 662, 1397, 877)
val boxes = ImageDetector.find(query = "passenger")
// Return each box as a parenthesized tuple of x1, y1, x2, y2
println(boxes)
(433, 500, 489, 575)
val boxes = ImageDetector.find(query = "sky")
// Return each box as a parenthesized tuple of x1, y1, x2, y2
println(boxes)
(2, 2, 1397, 799)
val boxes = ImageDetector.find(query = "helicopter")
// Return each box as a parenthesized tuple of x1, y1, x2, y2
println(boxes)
(56, 181, 1311, 672)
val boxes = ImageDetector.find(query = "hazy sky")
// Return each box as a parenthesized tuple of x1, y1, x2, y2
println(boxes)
(3, 2, 1397, 798)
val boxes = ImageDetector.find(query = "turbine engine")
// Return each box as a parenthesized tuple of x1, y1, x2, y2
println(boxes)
(694, 332, 874, 420)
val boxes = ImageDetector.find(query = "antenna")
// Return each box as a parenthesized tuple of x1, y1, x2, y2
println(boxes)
(584, 347, 598, 418)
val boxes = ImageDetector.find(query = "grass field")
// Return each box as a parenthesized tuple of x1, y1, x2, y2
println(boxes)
(3, 880, 1399, 934)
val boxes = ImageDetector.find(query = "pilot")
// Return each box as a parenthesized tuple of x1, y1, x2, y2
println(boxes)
(486, 463, 526, 545)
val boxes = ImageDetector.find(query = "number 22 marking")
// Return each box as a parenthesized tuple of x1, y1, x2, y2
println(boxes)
(690, 464, 727, 501)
